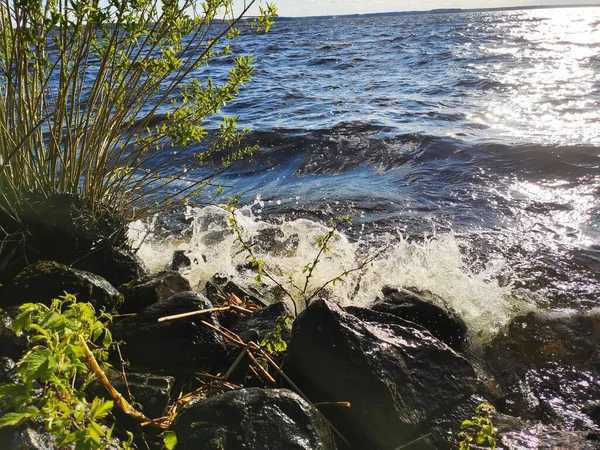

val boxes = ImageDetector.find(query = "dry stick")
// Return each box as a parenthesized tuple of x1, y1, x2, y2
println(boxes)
(115, 343, 134, 405)
(200, 320, 245, 346)
(246, 350, 276, 384)
(391, 433, 433, 450)
(79, 336, 149, 423)
(313, 402, 352, 408)
(223, 344, 251, 381)
(157, 306, 231, 323)
(230, 304, 254, 314)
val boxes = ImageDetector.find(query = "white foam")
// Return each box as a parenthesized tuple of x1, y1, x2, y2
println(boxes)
(129, 205, 530, 342)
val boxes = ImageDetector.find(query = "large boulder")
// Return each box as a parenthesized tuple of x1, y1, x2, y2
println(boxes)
(110, 292, 226, 371)
(172, 388, 337, 450)
(2, 260, 122, 312)
(118, 271, 191, 313)
(372, 286, 468, 351)
(287, 299, 477, 450)
(485, 310, 600, 431)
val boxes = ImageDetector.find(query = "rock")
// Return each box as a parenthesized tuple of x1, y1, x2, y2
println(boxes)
(229, 301, 293, 344)
(0, 427, 57, 450)
(500, 428, 599, 450)
(0, 357, 17, 384)
(118, 271, 191, 313)
(98, 368, 175, 419)
(172, 388, 337, 450)
(372, 286, 468, 351)
(205, 277, 268, 309)
(171, 250, 192, 271)
(287, 299, 477, 450)
(0, 311, 28, 360)
(485, 310, 600, 431)
(101, 248, 149, 288)
(430, 394, 600, 450)
(110, 292, 226, 371)
(2, 261, 122, 311)
(345, 305, 430, 332)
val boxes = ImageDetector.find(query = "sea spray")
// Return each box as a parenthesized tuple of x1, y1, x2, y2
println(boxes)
(129, 205, 530, 342)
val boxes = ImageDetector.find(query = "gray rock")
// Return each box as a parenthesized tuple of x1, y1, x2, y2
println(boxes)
(110, 291, 226, 371)
(287, 299, 477, 450)
(172, 388, 337, 450)
(119, 270, 191, 313)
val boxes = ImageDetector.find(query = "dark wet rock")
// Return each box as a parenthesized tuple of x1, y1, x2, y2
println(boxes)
(500, 428, 600, 450)
(345, 305, 430, 332)
(485, 310, 600, 431)
(0, 311, 28, 360)
(229, 301, 293, 344)
(171, 250, 192, 271)
(100, 248, 149, 288)
(0, 357, 17, 384)
(287, 299, 476, 450)
(118, 271, 191, 313)
(172, 388, 337, 450)
(372, 286, 468, 351)
(430, 394, 600, 450)
(110, 292, 226, 371)
(205, 276, 268, 309)
(582, 401, 600, 425)
(98, 368, 175, 419)
(2, 261, 122, 311)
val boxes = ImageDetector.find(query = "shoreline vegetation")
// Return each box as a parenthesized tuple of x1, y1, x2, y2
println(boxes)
(0, 1, 599, 449)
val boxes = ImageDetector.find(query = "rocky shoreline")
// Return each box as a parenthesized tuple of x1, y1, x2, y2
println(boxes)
(1, 243, 600, 449)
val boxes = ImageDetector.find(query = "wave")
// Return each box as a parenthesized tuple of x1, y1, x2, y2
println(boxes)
(129, 205, 527, 341)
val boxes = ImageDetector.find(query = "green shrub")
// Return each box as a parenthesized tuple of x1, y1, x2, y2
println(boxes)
(0, 0, 276, 269)
(0, 293, 125, 449)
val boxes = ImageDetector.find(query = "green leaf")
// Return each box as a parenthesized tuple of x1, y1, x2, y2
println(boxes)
(90, 397, 114, 420)
(19, 348, 52, 380)
(163, 430, 178, 450)
(0, 410, 36, 428)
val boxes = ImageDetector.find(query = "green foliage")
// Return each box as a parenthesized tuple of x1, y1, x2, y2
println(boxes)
(162, 430, 178, 450)
(458, 402, 497, 450)
(260, 315, 292, 354)
(0, 0, 277, 258)
(0, 293, 129, 449)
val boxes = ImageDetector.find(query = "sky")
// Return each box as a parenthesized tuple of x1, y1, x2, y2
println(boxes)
(235, 0, 600, 17)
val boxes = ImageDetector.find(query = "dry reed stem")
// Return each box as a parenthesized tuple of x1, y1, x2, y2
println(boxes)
(79, 336, 149, 423)
(157, 306, 231, 323)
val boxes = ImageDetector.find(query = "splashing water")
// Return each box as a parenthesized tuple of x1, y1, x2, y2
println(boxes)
(129, 205, 530, 342)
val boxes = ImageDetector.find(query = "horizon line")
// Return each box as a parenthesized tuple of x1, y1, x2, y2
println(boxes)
(270, 3, 600, 20)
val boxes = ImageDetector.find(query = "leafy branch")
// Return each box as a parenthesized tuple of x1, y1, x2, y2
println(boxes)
(458, 402, 497, 450)
(223, 199, 382, 315)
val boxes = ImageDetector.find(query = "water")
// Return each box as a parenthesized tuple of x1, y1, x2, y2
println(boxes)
(135, 6, 600, 341)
